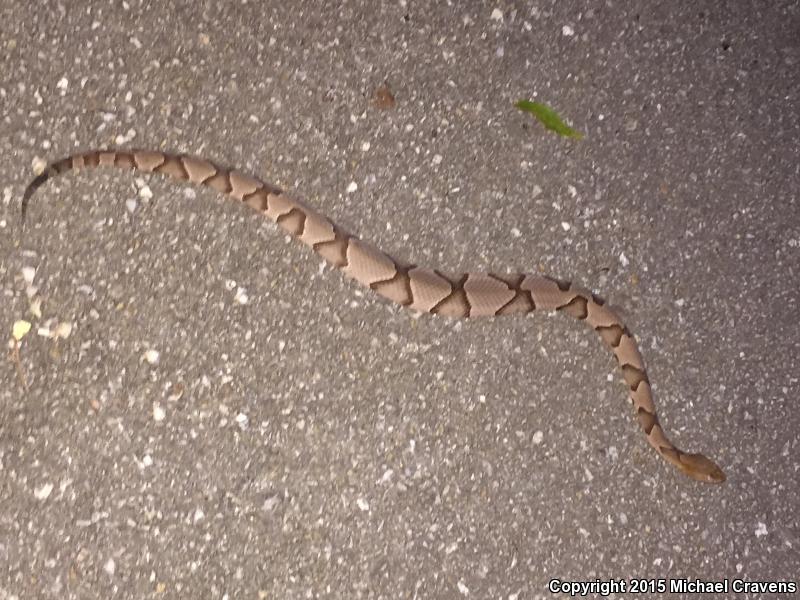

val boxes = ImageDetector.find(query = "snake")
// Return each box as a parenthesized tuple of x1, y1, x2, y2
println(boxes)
(21, 149, 726, 483)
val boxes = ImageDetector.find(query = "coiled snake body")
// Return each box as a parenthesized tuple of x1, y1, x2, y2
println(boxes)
(22, 149, 725, 483)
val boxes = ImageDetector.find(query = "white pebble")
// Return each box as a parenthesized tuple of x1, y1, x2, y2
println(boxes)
(511, 227, 521, 238)
(32, 156, 47, 175)
(54, 322, 72, 339)
(755, 522, 768, 537)
(21, 266, 36, 284)
(262, 495, 280, 511)
(532, 430, 544, 445)
(138, 185, 153, 200)
(34, 482, 54, 500)
(619, 252, 629, 267)
(562, 25, 575, 36)
(356, 497, 369, 512)
(143, 349, 160, 364)
(125, 199, 137, 213)
(458, 580, 470, 595)
(103, 558, 116, 576)
(490, 8, 503, 21)
(346, 181, 358, 194)
(153, 402, 166, 422)
(361, 141, 371, 152)
(56, 77, 69, 90)
(234, 287, 249, 305)
(561, 221, 571, 231)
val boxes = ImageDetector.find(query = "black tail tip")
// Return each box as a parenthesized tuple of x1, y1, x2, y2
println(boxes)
(21, 172, 50, 222)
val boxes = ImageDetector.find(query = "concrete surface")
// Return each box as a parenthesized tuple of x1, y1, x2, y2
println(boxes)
(1, 1, 798, 598)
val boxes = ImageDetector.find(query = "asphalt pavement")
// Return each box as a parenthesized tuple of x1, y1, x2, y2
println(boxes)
(1, 2, 798, 598)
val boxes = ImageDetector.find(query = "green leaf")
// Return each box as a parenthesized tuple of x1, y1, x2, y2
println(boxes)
(515, 100, 583, 139)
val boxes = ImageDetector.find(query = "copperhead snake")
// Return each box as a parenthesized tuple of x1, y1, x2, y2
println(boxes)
(22, 149, 726, 483)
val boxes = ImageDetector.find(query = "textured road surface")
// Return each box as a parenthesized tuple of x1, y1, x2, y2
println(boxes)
(1, 2, 799, 599)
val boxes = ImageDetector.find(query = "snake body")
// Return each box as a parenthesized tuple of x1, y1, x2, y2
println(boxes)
(22, 149, 725, 483)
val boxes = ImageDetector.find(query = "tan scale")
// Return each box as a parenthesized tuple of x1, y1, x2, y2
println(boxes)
(372, 271, 413, 306)
(298, 208, 337, 247)
(181, 156, 218, 183)
(463, 273, 516, 317)
(133, 151, 166, 172)
(156, 155, 188, 180)
(522, 276, 574, 310)
(265, 192, 300, 220)
(98, 152, 117, 166)
(408, 267, 453, 312)
(630, 380, 657, 413)
(585, 299, 622, 329)
(228, 170, 262, 200)
(343, 239, 398, 286)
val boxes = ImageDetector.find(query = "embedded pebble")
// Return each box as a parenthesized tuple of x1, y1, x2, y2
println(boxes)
(262, 495, 280, 511)
(34, 483, 54, 500)
(32, 156, 47, 175)
(103, 558, 115, 576)
(153, 402, 166, 422)
(53, 322, 72, 339)
(21, 266, 36, 284)
(234, 287, 249, 304)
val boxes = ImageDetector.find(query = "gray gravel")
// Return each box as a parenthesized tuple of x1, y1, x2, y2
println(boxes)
(2, 2, 799, 599)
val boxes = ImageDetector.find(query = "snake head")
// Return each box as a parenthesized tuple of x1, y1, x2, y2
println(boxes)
(678, 453, 726, 483)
